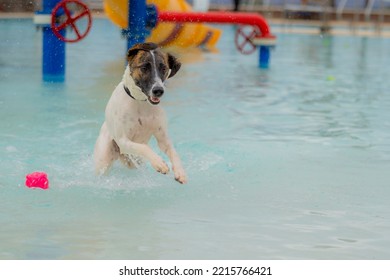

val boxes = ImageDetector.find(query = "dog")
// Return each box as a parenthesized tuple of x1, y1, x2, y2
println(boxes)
(94, 42, 187, 184)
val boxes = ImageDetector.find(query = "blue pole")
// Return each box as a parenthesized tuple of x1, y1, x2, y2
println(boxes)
(127, 0, 147, 50)
(40, 0, 66, 82)
(259, 46, 270, 69)
(43, 27, 65, 82)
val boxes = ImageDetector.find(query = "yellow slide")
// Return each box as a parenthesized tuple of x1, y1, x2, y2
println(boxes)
(103, 0, 221, 49)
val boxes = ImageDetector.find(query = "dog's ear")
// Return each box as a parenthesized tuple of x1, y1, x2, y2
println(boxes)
(167, 53, 181, 78)
(127, 42, 159, 63)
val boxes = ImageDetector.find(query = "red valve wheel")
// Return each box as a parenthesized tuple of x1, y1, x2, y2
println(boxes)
(51, 0, 92, 43)
(234, 25, 260, 55)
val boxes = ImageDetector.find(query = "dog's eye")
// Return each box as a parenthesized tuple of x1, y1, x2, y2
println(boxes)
(159, 64, 167, 73)
(140, 64, 151, 72)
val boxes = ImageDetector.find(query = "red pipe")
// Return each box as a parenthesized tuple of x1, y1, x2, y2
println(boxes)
(157, 11, 275, 39)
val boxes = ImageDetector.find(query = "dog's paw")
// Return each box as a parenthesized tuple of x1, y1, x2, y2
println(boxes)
(174, 168, 187, 184)
(151, 156, 169, 174)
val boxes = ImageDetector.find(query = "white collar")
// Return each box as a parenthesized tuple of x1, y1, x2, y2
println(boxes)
(122, 65, 148, 101)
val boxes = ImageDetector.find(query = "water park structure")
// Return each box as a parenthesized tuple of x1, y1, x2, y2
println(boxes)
(34, 0, 276, 82)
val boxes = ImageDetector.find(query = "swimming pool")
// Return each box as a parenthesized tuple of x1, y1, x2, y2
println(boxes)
(1, 18, 390, 259)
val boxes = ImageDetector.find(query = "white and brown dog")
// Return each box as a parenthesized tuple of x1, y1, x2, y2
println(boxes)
(94, 43, 187, 184)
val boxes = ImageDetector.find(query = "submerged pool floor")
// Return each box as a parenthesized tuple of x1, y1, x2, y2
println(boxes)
(1, 19, 390, 259)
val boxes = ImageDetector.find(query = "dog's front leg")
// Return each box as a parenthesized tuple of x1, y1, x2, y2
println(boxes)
(154, 130, 187, 184)
(116, 137, 169, 174)
(167, 146, 187, 184)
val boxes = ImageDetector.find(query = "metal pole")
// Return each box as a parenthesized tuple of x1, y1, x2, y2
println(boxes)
(259, 46, 270, 69)
(127, 0, 147, 50)
(158, 11, 273, 38)
(41, 0, 65, 82)
(158, 10, 276, 68)
(43, 27, 65, 82)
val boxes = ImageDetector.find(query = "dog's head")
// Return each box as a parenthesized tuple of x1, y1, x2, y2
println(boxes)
(124, 42, 181, 106)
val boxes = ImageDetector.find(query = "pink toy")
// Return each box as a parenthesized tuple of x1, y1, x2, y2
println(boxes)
(25, 172, 49, 189)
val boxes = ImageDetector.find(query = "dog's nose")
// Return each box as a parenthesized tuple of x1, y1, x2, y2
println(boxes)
(152, 87, 164, 97)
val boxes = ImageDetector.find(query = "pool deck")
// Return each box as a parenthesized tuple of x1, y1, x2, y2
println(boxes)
(1, 11, 390, 38)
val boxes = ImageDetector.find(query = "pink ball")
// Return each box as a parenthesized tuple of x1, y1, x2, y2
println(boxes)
(25, 172, 49, 190)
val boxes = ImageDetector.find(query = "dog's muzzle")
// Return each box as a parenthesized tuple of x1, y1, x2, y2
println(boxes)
(149, 86, 164, 105)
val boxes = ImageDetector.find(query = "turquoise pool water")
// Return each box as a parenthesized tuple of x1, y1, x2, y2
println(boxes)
(1, 18, 390, 259)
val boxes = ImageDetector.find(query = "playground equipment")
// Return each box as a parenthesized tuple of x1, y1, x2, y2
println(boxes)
(51, 0, 92, 43)
(104, 0, 222, 50)
(156, 10, 276, 65)
(106, 0, 276, 65)
(34, 0, 92, 82)
(34, 0, 276, 82)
